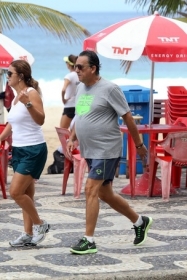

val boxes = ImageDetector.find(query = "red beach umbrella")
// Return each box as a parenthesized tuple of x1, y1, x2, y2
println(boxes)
(84, 11, 187, 124)
(0, 33, 34, 69)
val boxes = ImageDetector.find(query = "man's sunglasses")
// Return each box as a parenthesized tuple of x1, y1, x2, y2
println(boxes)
(74, 64, 92, 71)
(6, 71, 17, 77)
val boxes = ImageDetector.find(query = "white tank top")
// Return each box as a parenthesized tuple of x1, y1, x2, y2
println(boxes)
(64, 71, 79, 108)
(7, 87, 45, 147)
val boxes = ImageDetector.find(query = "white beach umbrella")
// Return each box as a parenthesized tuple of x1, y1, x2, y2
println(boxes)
(0, 33, 34, 123)
(84, 12, 187, 125)
(0, 33, 34, 68)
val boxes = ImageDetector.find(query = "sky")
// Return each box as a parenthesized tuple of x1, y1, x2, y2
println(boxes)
(5, 0, 141, 13)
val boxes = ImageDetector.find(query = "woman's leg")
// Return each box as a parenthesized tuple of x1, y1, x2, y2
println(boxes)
(22, 179, 35, 235)
(9, 172, 42, 225)
(60, 115, 72, 128)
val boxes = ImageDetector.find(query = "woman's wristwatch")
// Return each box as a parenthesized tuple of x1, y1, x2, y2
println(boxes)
(25, 101, 33, 108)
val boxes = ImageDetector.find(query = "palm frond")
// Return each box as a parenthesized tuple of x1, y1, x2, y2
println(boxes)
(147, 0, 186, 16)
(124, 0, 187, 16)
(120, 56, 149, 74)
(177, 11, 187, 19)
(0, 2, 90, 42)
(120, 60, 133, 74)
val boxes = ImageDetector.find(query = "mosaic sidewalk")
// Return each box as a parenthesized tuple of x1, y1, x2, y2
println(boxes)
(1, 172, 187, 280)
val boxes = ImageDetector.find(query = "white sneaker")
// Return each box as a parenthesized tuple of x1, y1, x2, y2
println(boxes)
(29, 220, 50, 246)
(9, 233, 33, 247)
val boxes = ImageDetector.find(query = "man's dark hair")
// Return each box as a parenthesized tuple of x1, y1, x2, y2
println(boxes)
(79, 50, 101, 75)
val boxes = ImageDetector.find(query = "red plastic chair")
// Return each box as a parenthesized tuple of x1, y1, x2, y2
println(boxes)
(55, 127, 87, 198)
(0, 140, 7, 199)
(167, 86, 187, 182)
(0, 124, 12, 199)
(167, 87, 187, 118)
(153, 117, 187, 189)
(149, 130, 187, 201)
(167, 86, 187, 96)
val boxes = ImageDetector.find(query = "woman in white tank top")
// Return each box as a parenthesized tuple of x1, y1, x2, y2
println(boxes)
(0, 60, 50, 247)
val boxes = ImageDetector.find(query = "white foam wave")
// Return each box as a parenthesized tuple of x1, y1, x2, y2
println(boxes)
(112, 77, 187, 100)
(39, 78, 63, 108)
(39, 77, 187, 107)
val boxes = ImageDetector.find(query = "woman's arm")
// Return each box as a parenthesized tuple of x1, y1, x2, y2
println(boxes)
(19, 89, 45, 126)
(0, 123, 12, 141)
(61, 79, 70, 104)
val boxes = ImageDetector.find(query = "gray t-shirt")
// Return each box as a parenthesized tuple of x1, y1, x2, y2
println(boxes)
(75, 78, 130, 159)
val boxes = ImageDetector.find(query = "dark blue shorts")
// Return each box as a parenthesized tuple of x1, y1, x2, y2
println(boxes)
(11, 143, 48, 179)
(85, 158, 120, 186)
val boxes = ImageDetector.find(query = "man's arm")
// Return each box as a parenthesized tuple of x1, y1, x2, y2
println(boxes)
(66, 125, 78, 156)
(121, 111, 147, 159)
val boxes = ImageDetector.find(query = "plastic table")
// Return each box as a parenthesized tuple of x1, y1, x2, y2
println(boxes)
(120, 124, 187, 198)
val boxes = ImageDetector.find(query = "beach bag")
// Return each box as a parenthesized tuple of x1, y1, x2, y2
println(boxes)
(47, 150, 65, 174)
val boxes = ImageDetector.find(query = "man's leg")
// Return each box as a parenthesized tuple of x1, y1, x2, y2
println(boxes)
(85, 178, 104, 236)
(70, 178, 104, 254)
(99, 182, 138, 222)
(98, 182, 152, 245)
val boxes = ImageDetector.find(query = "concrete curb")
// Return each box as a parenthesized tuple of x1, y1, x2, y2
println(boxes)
(34, 269, 187, 280)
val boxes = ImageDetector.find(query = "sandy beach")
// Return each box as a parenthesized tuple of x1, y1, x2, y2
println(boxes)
(42, 106, 63, 174)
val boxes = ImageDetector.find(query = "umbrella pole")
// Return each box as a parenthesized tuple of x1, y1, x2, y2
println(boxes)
(0, 69, 4, 124)
(146, 61, 155, 166)
(149, 61, 155, 126)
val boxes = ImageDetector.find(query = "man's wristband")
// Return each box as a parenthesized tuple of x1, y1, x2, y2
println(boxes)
(66, 139, 74, 143)
(136, 143, 144, 149)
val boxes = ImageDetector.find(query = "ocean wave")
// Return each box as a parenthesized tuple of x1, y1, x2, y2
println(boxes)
(40, 77, 187, 107)
(39, 79, 63, 107)
(112, 77, 187, 100)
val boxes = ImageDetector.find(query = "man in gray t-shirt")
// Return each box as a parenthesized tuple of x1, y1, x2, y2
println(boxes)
(75, 78, 129, 159)
(67, 50, 152, 255)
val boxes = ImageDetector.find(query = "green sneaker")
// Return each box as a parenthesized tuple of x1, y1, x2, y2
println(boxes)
(70, 237, 97, 254)
(133, 216, 153, 245)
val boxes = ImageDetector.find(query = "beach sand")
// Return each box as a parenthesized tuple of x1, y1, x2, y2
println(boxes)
(42, 106, 62, 174)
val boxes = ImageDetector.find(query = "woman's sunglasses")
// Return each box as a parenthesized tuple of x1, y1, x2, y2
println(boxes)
(6, 71, 17, 77)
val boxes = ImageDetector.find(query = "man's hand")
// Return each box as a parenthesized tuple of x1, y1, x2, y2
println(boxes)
(66, 139, 75, 158)
(136, 144, 147, 160)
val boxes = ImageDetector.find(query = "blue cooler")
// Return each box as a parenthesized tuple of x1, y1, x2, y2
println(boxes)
(119, 85, 154, 175)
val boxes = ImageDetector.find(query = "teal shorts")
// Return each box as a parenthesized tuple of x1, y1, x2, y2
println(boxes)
(11, 143, 48, 179)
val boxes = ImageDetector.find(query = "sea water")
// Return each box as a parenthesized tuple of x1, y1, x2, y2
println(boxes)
(4, 11, 187, 106)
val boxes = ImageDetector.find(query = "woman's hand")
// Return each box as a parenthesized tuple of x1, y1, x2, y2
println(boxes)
(62, 96, 71, 104)
(18, 88, 29, 104)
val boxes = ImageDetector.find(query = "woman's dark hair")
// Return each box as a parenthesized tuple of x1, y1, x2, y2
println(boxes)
(10, 60, 42, 95)
(79, 50, 101, 75)
(68, 54, 78, 67)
